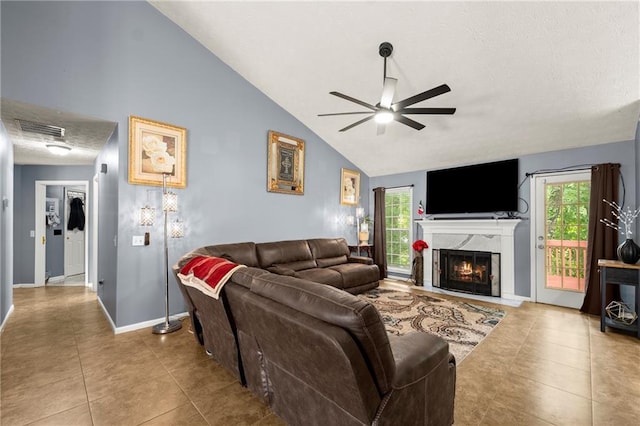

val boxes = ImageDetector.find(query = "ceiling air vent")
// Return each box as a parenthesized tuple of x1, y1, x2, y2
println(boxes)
(15, 119, 65, 138)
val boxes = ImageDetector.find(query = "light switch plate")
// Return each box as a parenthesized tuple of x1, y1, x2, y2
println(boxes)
(132, 235, 145, 246)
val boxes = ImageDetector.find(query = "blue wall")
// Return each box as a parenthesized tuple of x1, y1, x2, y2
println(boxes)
(371, 140, 637, 299)
(2, 1, 368, 327)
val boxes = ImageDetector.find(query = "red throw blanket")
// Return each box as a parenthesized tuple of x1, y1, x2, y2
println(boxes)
(177, 256, 246, 300)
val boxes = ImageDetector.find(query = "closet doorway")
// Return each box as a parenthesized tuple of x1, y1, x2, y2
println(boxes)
(34, 180, 90, 287)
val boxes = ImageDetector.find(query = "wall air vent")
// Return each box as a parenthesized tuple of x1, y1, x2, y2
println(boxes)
(15, 119, 65, 138)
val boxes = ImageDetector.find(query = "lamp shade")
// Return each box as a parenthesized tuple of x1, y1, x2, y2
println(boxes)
(140, 205, 155, 226)
(162, 191, 178, 212)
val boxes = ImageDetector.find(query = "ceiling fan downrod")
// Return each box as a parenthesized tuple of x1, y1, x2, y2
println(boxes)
(379, 42, 393, 81)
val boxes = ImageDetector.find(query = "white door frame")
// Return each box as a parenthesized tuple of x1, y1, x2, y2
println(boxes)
(529, 169, 590, 307)
(64, 185, 86, 278)
(91, 174, 99, 292)
(34, 180, 90, 287)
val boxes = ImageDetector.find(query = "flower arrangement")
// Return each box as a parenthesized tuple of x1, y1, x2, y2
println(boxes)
(412, 239, 429, 253)
(600, 199, 640, 239)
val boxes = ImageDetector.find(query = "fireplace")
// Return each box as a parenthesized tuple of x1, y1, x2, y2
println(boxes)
(433, 249, 501, 297)
(417, 219, 520, 300)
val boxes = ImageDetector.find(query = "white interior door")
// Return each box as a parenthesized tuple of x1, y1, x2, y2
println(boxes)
(64, 188, 85, 277)
(531, 170, 591, 309)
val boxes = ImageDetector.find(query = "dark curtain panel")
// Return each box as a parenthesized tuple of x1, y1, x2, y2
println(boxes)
(373, 187, 387, 280)
(580, 163, 621, 315)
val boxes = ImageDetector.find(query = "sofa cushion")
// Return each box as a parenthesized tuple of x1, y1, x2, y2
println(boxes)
(328, 263, 380, 289)
(294, 268, 344, 288)
(316, 255, 348, 268)
(307, 238, 350, 260)
(256, 240, 315, 269)
(200, 242, 260, 267)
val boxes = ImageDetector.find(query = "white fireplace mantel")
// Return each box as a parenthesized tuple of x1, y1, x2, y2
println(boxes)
(417, 219, 521, 300)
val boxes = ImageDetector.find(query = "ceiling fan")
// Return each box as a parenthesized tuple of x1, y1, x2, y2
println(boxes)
(319, 42, 456, 134)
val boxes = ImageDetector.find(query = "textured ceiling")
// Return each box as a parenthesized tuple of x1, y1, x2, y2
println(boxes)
(2, 98, 116, 166)
(151, 0, 640, 177)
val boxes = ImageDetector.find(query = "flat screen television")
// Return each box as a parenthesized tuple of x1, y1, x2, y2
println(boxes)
(425, 159, 519, 215)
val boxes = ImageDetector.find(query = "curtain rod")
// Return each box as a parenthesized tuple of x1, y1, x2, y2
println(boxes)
(373, 184, 414, 191)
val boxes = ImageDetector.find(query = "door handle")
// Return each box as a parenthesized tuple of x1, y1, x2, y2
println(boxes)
(537, 244, 545, 249)
(42, 236, 46, 245)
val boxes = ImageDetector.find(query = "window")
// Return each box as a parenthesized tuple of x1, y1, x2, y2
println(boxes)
(385, 187, 413, 273)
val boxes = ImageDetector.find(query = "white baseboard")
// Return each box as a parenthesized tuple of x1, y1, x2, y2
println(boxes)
(47, 275, 64, 283)
(0, 305, 15, 332)
(96, 296, 188, 334)
(113, 312, 189, 334)
(13, 283, 39, 288)
(46, 281, 85, 287)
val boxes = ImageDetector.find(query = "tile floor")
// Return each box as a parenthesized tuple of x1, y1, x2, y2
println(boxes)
(1, 280, 639, 425)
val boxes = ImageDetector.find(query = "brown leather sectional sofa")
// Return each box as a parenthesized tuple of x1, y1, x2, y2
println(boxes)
(173, 238, 456, 425)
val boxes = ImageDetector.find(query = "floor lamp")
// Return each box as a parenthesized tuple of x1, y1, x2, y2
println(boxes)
(152, 173, 182, 334)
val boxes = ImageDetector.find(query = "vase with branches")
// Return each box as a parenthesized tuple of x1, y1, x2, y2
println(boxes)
(600, 199, 640, 264)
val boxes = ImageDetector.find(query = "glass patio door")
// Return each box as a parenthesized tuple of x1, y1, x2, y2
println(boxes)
(532, 170, 590, 309)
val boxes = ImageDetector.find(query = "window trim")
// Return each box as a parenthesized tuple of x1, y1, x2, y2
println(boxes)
(385, 186, 413, 274)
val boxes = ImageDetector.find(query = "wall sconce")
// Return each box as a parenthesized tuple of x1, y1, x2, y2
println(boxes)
(346, 215, 356, 226)
(356, 207, 365, 219)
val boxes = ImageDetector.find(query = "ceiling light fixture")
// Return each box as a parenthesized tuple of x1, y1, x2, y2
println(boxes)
(46, 144, 71, 156)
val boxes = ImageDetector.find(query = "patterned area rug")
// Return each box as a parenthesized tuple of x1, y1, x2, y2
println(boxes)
(357, 288, 506, 362)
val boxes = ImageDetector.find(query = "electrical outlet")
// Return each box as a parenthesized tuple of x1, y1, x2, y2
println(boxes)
(132, 235, 145, 246)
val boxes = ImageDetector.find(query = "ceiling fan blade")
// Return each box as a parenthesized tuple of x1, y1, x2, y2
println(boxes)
(376, 122, 386, 136)
(318, 112, 373, 117)
(339, 115, 374, 132)
(379, 77, 397, 109)
(330, 92, 377, 111)
(396, 107, 456, 115)
(395, 115, 425, 131)
(392, 84, 451, 110)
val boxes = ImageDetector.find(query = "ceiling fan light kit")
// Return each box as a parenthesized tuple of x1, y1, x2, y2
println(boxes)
(319, 42, 456, 133)
(374, 110, 394, 124)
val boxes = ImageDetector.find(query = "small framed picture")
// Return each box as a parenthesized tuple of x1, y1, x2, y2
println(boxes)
(267, 130, 305, 195)
(340, 168, 360, 206)
(128, 115, 187, 188)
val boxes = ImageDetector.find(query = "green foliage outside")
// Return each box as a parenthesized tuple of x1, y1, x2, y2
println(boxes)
(546, 181, 590, 280)
(385, 190, 412, 269)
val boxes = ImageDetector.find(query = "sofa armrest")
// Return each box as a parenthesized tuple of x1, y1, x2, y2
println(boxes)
(266, 266, 296, 276)
(347, 255, 374, 265)
(389, 332, 451, 388)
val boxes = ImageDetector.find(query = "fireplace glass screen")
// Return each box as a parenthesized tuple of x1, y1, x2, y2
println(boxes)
(434, 249, 501, 297)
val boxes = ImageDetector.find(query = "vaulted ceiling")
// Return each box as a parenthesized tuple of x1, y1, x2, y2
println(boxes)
(151, 0, 639, 177)
(5, 2, 639, 175)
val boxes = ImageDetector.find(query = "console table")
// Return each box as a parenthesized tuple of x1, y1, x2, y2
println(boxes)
(598, 259, 640, 338)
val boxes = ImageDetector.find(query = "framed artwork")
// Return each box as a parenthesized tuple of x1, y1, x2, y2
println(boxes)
(267, 130, 305, 195)
(128, 115, 187, 188)
(341, 168, 360, 206)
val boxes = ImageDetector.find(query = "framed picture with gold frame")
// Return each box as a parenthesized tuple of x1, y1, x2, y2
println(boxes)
(128, 115, 187, 188)
(340, 168, 360, 206)
(267, 130, 305, 195)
